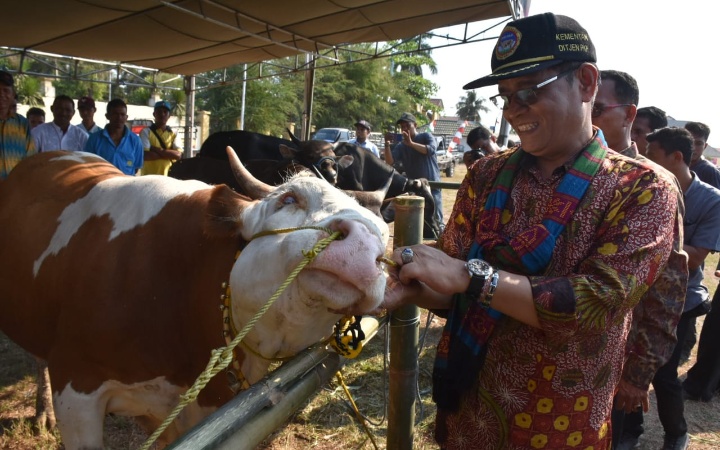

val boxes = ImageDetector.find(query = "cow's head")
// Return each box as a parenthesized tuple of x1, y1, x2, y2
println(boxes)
(219, 146, 388, 367)
(283, 129, 353, 185)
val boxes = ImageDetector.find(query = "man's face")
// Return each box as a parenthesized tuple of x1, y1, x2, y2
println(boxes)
(153, 107, 170, 127)
(592, 79, 631, 151)
(499, 66, 585, 161)
(399, 120, 416, 136)
(470, 137, 491, 152)
(79, 107, 96, 123)
(631, 116, 653, 155)
(106, 105, 128, 129)
(355, 125, 369, 142)
(688, 131, 707, 165)
(0, 85, 15, 117)
(51, 99, 75, 130)
(645, 141, 675, 171)
(28, 114, 45, 129)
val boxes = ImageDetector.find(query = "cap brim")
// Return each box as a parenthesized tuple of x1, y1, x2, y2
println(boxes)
(462, 60, 564, 90)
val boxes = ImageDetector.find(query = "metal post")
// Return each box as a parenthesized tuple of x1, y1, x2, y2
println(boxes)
(300, 55, 315, 140)
(240, 63, 247, 130)
(387, 196, 423, 449)
(183, 75, 196, 158)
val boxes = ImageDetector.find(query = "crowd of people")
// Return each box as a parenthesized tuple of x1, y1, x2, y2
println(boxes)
(2, 11, 720, 450)
(0, 72, 180, 178)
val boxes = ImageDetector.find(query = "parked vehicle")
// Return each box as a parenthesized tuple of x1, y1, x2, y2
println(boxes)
(313, 128, 355, 143)
(436, 148, 456, 177)
(451, 144, 465, 164)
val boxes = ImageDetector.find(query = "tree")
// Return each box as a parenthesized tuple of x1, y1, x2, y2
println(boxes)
(312, 45, 399, 132)
(456, 90, 489, 122)
(14, 75, 44, 107)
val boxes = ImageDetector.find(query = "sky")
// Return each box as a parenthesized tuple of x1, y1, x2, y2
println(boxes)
(425, 0, 720, 147)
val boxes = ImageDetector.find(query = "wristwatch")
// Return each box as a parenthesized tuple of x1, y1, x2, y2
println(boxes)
(465, 258, 494, 300)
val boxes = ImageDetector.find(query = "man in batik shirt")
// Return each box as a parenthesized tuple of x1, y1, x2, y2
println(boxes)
(374, 14, 679, 449)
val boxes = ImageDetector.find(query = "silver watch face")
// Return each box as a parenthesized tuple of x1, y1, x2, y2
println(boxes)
(466, 259, 492, 278)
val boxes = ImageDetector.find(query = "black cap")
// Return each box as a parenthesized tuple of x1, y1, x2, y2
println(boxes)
(0, 70, 14, 87)
(463, 13, 596, 89)
(354, 120, 372, 131)
(396, 112, 417, 124)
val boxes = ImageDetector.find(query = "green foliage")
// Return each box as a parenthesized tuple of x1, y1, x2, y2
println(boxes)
(14, 75, 44, 107)
(197, 63, 303, 135)
(456, 90, 489, 123)
(126, 87, 151, 106)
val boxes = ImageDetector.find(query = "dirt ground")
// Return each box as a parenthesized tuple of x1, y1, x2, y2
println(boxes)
(1, 163, 719, 449)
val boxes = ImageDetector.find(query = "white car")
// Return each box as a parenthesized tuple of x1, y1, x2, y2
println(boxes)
(313, 128, 355, 143)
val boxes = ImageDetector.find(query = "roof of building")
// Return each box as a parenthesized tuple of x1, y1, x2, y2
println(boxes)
(419, 116, 482, 137)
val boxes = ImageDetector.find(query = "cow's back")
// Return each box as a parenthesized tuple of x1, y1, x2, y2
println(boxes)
(199, 130, 290, 161)
(0, 151, 241, 400)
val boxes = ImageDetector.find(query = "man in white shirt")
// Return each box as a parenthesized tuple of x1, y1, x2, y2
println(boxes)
(78, 96, 102, 134)
(349, 120, 379, 157)
(32, 95, 88, 152)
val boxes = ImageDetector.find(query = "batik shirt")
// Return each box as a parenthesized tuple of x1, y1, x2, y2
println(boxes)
(437, 142, 677, 450)
(620, 143, 688, 391)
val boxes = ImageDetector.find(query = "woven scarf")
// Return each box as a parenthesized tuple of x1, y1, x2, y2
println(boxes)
(432, 137, 606, 411)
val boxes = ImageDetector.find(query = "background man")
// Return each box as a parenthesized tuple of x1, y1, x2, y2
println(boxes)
(463, 126, 496, 166)
(32, 95, 88, 152)
(0, 70, 35, 179)
(383, 112, 442, 230)
(26, 107, 45, 129)
(684, 122, 720, 189)
(632, 106, 667, 155)
(78, 96, 102, 134)
(593, 70, 688, 450)
(139, 100, 181, 176)
(84, 98, 143, 175)
(348, 120, 379, 157)
(678, 121, 720, 365)
(639, 127, 720, 450)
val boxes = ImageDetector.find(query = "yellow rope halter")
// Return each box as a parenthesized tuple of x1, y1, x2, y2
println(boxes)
(140, 229, 342, 450)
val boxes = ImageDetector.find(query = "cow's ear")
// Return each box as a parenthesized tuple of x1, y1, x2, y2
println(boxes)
(279, 144, 299, 159)
(205, 185, 249, 237)
(337, 155, 354, 169)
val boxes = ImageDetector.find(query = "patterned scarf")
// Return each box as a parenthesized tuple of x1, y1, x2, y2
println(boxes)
(432, 136, 606, 411)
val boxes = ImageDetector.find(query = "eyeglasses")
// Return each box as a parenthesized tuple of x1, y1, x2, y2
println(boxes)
(591, 103, 632, 118)
(490, 68, 578, 110)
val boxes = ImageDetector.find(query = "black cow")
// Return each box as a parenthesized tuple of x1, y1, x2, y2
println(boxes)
(196, 130, 352, 185)
(169, 131, 441, 238)
(333, 143, 440, 239)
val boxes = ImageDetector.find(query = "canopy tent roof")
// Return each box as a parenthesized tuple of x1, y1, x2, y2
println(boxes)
(3, 0, 524, 76)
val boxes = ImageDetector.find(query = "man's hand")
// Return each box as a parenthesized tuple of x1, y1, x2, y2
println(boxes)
(614, 379, 650, 413)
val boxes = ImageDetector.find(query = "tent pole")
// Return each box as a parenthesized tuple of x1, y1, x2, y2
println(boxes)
(183, 75, 196, 158)
(301, 55, 316, 140)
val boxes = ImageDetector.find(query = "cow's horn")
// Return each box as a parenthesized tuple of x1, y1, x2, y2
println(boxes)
(286, 128, 302, 146)
(226, 146, 274, 199)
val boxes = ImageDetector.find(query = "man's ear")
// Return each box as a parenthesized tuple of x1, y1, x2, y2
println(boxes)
(625, 104, 638, 127)
(577, 63, 599, 102)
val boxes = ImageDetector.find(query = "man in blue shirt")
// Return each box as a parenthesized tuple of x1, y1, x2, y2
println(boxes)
(383, 112, 443, 231)
(641, 126, 720, 450)
(348, 120, 379, 158)
(84, 99, 143, 175)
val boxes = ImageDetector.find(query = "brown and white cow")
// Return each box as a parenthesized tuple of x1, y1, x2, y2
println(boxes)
(0, 149, 389, 449)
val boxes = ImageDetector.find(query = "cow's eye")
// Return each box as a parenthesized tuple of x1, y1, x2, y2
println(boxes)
(280, 193, 297, 205)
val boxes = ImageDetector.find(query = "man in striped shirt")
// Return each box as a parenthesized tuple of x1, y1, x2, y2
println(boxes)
(0, 70, 36, 180)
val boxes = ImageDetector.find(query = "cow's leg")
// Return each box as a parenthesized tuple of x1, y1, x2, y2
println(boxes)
(34, 357, 56, 430)
(53, 382, 106, 450)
